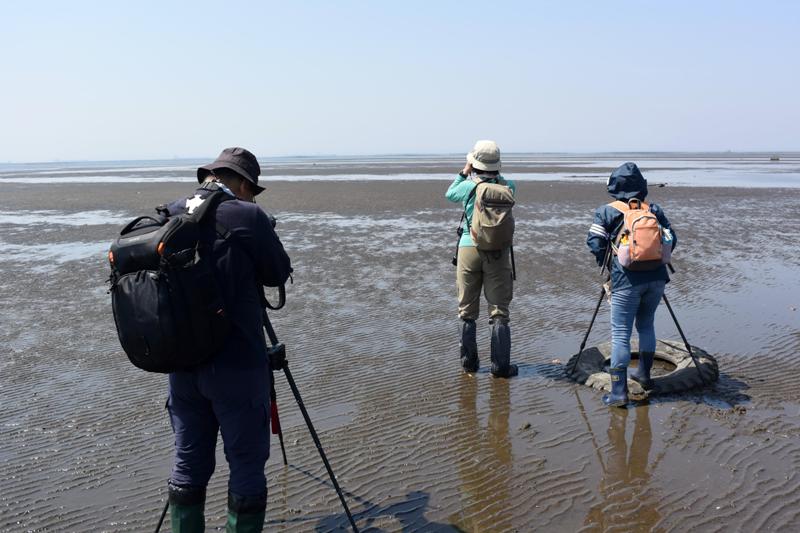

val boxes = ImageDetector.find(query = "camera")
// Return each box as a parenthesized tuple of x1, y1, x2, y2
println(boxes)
(267, 342, 287, 370)
(451, 226, 464, 266)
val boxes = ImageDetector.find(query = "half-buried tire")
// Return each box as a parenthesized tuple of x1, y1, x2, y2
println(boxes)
(565, 338, 719, 398)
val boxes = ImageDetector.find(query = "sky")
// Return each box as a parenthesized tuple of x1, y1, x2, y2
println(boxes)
(2, 1, 798, 162)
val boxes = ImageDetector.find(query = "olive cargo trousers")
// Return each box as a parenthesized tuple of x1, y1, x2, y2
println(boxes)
(456, 246, 513, 321)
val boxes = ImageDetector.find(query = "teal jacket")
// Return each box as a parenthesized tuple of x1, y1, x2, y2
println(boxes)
(446, 174, 516, 247)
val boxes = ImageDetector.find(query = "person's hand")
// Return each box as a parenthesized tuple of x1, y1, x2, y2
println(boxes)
(461, 162, 473, 176)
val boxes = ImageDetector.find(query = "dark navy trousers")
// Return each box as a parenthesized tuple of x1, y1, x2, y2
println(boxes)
(167, 362, 271, 497)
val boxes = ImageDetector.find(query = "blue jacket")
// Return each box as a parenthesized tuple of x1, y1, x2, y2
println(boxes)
(586, 163, 677, 291)
(165, 184, 293, 368)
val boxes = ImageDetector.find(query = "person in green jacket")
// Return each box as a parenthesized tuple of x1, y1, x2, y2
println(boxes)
(445, 140, 518, 378)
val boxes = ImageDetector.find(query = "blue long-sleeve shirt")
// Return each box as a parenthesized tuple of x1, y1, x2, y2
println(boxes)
(165, 185, 292, 368)
(446, 174, 516, 247)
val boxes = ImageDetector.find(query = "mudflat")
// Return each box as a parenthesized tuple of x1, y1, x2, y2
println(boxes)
(1, 179, 799, 531)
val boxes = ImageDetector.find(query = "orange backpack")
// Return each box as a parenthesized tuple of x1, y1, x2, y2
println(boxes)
(609, 199, 671, 271)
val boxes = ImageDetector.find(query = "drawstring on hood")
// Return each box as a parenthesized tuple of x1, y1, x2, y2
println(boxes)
(607, 162, 648, 201)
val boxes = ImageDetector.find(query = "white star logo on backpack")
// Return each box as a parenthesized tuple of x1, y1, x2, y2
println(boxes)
(185, 194, 204, 214)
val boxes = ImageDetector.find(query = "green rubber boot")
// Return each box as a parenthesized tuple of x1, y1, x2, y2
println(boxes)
(168, 481, 206, 533)
(226, 491, 267, 533)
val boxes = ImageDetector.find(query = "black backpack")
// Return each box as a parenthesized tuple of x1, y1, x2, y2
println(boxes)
(108, 190, 233, 373)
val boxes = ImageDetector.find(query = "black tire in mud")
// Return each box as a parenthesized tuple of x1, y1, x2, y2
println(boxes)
(565, 338, 719, 397)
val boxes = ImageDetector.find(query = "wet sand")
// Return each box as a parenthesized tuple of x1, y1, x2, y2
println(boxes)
(2, 180, 800, 532)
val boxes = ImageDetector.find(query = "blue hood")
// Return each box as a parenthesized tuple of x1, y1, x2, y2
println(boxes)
(607, 162, 648, 200)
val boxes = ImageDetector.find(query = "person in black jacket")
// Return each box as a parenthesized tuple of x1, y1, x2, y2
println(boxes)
(586, 162, 676, 407)
(163, 148, 292, 532)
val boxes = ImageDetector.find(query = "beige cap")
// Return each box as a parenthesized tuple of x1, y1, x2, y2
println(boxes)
(467, 140, 501, 171)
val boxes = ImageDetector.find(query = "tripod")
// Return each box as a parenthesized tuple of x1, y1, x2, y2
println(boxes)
(261, 310, 359, 532)
(154, 309, 359, 533)
(568, 264, 706, 386)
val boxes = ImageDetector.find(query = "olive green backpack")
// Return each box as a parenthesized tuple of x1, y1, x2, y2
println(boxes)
(469, 178, 515, 251)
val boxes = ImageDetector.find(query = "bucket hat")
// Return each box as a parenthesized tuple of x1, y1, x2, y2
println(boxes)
(467, 140, 501, 172)
(197, 147, 265, 195)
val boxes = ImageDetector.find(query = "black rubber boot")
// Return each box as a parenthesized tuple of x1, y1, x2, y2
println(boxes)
(459, 318, 479, 372)
(226, 491, 267, 533)
(168, 480, 206, 533)
(629, 351, 655, 390)
(602, 367, 629, 407)
(490, 319, 518, 378)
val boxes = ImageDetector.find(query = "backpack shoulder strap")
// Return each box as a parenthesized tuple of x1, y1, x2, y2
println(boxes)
(190, 190, 232, 222)
(606, 202, 628, 248)
(608, 200, 629, 212)
(453, 179, 485, 248)
(468, 177, 485, 200)
(186, 190, 233, 224)
(463, 179, 483, 214)
(610, 199, 651, 212)
(186, 191, 236, 245)
(463, 178, 489, 228)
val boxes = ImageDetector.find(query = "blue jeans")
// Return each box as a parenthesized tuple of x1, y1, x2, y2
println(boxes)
(610, 280, 666, 369)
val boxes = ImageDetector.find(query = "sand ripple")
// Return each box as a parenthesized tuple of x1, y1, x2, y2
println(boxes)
(1, 181, 799, 531)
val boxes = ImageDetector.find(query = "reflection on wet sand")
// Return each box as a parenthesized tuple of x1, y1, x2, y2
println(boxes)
(582, 405, 661, 532)
(452, 376, 514, 531)
(2, 180, 799, 531)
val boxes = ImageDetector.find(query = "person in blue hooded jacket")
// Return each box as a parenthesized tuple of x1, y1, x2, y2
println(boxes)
(586, 162, 677, 407)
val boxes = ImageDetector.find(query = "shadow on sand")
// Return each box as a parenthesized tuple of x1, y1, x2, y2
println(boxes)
(271, 376, 517, 531)
(265, 464, 464, 532)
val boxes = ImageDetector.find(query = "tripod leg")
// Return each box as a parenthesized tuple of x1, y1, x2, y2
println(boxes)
(662, 294, 707, 386)
(154, 499, 169, 533)
(569, 285, 608, 374)
(270, 382, 288, 465)
(282, 366, 359, 532)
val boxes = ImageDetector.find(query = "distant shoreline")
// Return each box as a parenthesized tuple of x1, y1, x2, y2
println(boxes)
(1, 154, 798, 188)
(2, 151, 800, 168)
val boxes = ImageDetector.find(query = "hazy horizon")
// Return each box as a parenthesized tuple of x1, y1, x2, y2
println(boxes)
(4, 150, 800, 167)
(4, 1, 799, 161)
